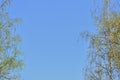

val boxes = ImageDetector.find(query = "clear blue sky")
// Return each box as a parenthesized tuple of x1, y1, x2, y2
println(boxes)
(9, 0, 95, 80)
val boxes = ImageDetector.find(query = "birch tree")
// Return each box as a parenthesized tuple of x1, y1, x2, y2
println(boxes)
(0, 0, 24, 80)
(83, 0, 120, 80)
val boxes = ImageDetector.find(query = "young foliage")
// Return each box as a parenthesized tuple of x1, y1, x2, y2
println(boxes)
(83, 0, 120, 80)
(0, 0, 24, 80)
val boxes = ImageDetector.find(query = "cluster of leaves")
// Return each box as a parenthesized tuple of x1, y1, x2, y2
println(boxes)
(83, 0, 120, 80)
(0, 0, 23, 80)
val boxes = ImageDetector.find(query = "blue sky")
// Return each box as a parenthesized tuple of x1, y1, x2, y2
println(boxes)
(9, 0, 95, 80)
